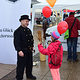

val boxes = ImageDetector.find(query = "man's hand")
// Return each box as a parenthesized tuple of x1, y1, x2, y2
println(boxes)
(18, 51, 24, 57)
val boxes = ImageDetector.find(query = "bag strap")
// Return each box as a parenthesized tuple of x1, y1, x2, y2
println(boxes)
(70, 18, 76, 31)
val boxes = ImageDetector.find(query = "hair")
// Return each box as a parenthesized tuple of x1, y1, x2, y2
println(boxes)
(57, 13, 60, 16)
(51, 36, 56, 42)
(69, 12, 75, 15)
(51, 12, 53, 16)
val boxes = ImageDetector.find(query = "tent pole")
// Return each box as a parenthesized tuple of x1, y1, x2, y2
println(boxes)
(32, 7, 35, 34)
(66, 9, 67, 14)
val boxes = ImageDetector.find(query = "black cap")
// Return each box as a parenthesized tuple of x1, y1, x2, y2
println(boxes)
(69, 12, 75, 15)
(19, 15, 31, 22)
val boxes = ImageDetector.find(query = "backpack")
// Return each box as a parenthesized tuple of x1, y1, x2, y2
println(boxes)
(64, 18, 76, 39)
(49, 44, 62, 66)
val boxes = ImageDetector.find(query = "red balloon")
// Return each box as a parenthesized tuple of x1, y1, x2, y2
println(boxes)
(42, 6, 51, 18)
(57, 21, 68, 34)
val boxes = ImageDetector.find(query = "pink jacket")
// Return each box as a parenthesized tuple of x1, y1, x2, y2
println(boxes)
(38, 40, 63, 69)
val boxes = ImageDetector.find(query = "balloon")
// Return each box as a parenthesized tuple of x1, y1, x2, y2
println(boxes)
(46, 0, 56, 7)
(42, 6, 51, 18)
(57, 21, 68, 35)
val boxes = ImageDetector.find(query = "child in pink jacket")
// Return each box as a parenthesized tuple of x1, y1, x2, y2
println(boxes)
(38, 31, 63, 80)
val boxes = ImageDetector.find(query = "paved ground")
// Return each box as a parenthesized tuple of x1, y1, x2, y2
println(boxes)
(0, 26, 80, 80)
(0, 64, 16, 79)
(1, 52, 80, 80)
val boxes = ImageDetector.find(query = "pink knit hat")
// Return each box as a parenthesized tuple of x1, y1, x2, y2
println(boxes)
(51, 31, 60, 40)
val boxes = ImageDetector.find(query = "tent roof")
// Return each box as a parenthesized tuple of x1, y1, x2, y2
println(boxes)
(37, 0, 80, 5)
(55, 0, 80, 5)
(33, 0, 80, 10)
(63, 9, 75, 12)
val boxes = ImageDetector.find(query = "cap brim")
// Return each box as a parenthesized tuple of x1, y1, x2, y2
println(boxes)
(28, 19, 31, 21)
(19, 18, 31, 22)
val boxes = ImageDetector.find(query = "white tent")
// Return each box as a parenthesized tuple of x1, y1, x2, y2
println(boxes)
(35, 0, 80, 10)
(32, 0, 80, 28)
(32, 0, 80, 52)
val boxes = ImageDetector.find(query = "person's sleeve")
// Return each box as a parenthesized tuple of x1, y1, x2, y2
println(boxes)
(14, 30, 21, 52)
(65, 18, 67, 22)
(77, 19, 80, 30)
(38, 44, 48, 55)
(29, 29, 34, 47)
(60, 46, 63, 65)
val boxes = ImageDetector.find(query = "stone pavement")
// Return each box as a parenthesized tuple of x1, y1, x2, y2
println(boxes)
(1, 52, 80, 80)
(0, 26, 80, 80)
(0, 63, 16, 79)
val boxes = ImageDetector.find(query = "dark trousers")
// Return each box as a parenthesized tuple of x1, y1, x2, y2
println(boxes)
(16, 50, 33, 80)
(67, 37, 78, 61)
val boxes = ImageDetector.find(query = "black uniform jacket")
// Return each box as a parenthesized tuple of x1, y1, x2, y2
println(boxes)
(14, 26, 34, 52)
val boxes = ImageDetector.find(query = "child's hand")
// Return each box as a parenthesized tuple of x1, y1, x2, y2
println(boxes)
(38, 41, 42, 45)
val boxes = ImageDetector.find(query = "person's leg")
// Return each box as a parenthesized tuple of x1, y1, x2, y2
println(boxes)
(26, 50, 36, 79)
(16, 54, 25, 80)
(26, 51, 33, 77)
(67, 38, 72, 61)
(50, 68, 60, 80)
(72, 38, 78, 61)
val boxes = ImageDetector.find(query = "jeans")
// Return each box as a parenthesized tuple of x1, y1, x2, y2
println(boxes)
(67, 37, 78, 61)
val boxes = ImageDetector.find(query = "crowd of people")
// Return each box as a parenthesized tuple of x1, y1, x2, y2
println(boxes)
(42, 13, 61, 40)
(35, 12, 61, 25)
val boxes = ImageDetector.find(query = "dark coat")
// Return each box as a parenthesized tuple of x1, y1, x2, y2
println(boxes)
(14, 26, 34, 52)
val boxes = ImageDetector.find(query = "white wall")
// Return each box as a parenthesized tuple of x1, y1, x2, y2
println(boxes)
(0, 0, 31, 64)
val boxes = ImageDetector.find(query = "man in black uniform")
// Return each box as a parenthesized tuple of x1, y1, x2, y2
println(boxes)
(14, 15, 36, 80)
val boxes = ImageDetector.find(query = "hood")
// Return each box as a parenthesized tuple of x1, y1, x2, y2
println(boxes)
(48, 40, 61, 53)
(69, 15, 74, 17)
(52, 40, 61, 45)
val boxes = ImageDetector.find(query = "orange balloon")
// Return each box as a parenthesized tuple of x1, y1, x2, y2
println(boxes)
(46, 0, 56, 7)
